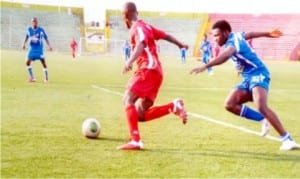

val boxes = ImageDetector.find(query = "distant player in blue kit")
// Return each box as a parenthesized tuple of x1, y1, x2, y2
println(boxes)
(190, 20, 297, 150)
(123, 40, 131, 61)
(199, 34, 213, 75)
(180, 47, 187, 63)
(22, 17, 52, 83)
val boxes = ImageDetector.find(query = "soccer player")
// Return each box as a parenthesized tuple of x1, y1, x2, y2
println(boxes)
(180, 47, 187, 64)
(118, 2, 189, 150)
(199, 34, 214, 75)
(190, 20, 297, 150)
(70, 37, 78, 59)
(123, 40, 131, 61)
(22, 17, 52, 83)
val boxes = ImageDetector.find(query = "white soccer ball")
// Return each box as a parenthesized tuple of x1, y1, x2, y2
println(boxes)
(82, 118, 101, 138)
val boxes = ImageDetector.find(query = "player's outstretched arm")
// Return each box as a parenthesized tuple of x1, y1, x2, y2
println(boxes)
(45, 39, 53, 51)
(164, 34, 189, 50)
(245, 29, 283, 40)
(190, 46, 235, 75)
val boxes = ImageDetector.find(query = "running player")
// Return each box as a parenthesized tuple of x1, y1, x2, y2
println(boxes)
(190, 20, 297, 150)
(118, 2, 189, 150)
(199, 34, 213, 75)
(22, 17, 52, 83)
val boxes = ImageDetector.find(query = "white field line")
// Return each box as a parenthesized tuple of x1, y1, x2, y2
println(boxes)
(91, 84, 300, 147)
(92, 84, 300, 93)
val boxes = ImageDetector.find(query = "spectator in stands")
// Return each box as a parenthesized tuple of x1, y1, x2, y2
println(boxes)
(180, 47, 187, 63)
(123, 40, 131, 61)
(118, 1, 188, 150)
(190, 19, 297, 151)
(70, 37, 78, 59)
(199, 34, 214, 75)
(22, 17, 52, 83)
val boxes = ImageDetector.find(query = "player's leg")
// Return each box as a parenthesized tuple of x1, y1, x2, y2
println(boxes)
(203, 55, 212, 73)
(40, 59, 48, 82)
(225, 88, 269, 136)
(252, 86, 297, 150)
(136, 98, 187, 124)
(207, 57, 213, 75)
(26, 59, 35, 82)
(117, 89, 143, 150)
(135, 69, 187, 124)
(123, 89, 140, 142)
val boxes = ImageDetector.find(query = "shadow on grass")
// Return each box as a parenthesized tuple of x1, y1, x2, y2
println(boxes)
(84, 136, 125, 143)
(147, 148, 300, 162)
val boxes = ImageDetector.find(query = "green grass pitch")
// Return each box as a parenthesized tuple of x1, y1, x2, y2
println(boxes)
(1, 49, 300, 177)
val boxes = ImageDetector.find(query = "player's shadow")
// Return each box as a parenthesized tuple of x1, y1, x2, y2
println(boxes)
(85, 136, 124, 143)
(149, 148, 300, 162)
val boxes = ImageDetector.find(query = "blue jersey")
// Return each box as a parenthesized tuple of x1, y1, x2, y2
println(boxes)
(25, 26, 48, 59)
(226, 32, 270, 92)
(225, 32, 269, 76)
(200, 40, 212, 55)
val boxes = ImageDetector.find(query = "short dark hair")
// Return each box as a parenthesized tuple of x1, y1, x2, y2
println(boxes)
(212, 20, 232, 32)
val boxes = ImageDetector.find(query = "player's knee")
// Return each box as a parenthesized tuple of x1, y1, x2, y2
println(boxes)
(257, 104, 269, 115)
(137, 110, 146, 122)
(224, 101, 235, 112)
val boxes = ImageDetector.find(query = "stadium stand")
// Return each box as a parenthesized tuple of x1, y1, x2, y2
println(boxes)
(107, 14, 203, 56)
(1, 7, 81, 52)
(2, 3, 298, 60)
(209, 14, 300, 60)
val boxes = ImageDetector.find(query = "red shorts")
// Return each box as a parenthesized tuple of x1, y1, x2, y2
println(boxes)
(127, 69, 163, 102)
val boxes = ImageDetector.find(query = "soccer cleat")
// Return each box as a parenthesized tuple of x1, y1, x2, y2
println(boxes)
(28, 78, 36, 83)
(117, 140, 143, 150)
(44, 79, 48, 83)
(173, 98, 187, 124)
(280, 139, 298, 151)
(261, 119, 270, 136)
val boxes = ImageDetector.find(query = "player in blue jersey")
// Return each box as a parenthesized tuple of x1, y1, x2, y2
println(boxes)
(180, 47, 187, 63)
(199, 34, 213, 75)
(22, 17, 52, 83)
(190, 20, 297, 150)
(123, 40, 131, 61)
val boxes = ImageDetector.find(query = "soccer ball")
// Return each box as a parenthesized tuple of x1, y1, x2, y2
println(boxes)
(82, 118, 101, 138)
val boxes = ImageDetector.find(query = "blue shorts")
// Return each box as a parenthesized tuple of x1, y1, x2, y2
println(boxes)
(236, 69, 270, 93)
(27, 52, 45, 61)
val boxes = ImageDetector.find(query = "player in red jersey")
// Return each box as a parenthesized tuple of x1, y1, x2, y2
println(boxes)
(70, 38, 77, 59)
(117, 2, 189, 150)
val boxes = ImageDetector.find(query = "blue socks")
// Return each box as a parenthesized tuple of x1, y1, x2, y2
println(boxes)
(240, 105, 264, 122)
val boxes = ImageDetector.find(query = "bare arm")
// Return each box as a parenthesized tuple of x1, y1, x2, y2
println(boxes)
(245, 29, 283, 40)
(22, 36, 29, 50)
(164, 34, 189, 50)
(123, 41, 146, 73)
(45, 39, 53, 51)
(190, 46, 236, 75)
